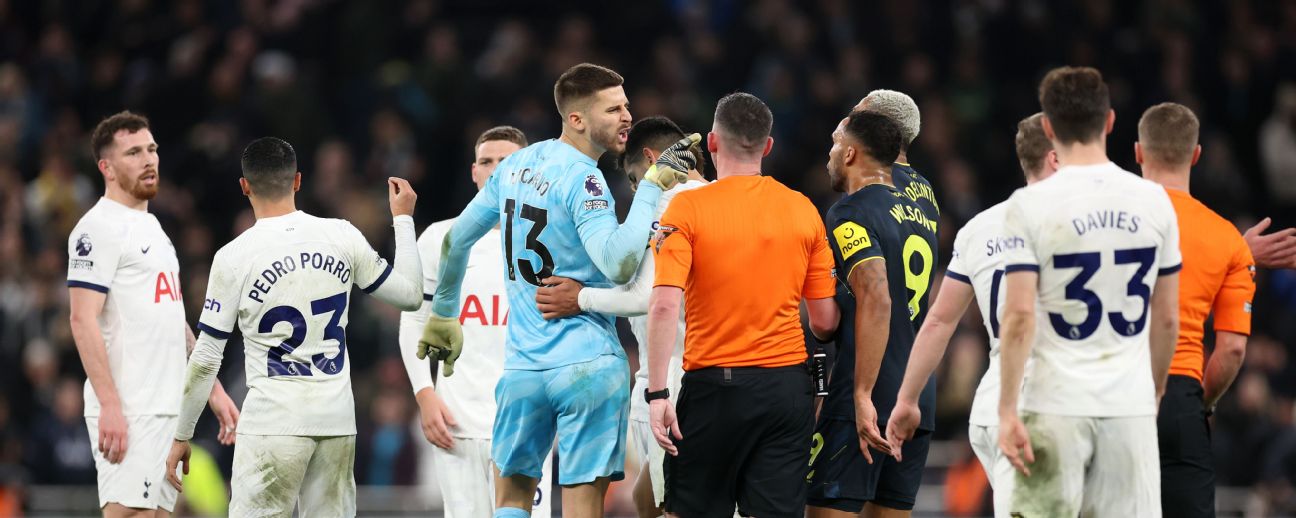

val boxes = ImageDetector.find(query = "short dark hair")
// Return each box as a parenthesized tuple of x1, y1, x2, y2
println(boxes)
(476, 126, 528, 148)
(554, 63, 624, 115)
(842, 111, 901, 165)
(620, 116, 685, 171)
(91, 111, 150, 159)
(241, 137, 298, 199)
(714, 92, 773, 158)
(1038, 66, 1111, 145)
(1138, 103, 1199, 166)
(1015, 113, 1052, 175)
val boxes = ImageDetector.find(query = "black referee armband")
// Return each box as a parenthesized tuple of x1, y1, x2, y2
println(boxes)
(644, 388, 670, 403)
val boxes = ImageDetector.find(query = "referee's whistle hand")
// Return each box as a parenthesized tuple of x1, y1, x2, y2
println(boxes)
(650, 400, 682, 456)
(536, 276, 583, 320)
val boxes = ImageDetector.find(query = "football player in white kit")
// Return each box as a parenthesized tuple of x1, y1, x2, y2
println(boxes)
(164, 137, 424, 516)
(398, 126, 553, 517)
(997, 67, 1181, 517)
(67, 111, 239, 518)
(531, 116, 708, 518)
(884, 113, 1057, 516)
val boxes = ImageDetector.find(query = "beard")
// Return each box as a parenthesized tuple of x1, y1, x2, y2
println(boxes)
(118, 171, 159, 200)
(827, 161, 846, 193)
(591, 122, 626, 155)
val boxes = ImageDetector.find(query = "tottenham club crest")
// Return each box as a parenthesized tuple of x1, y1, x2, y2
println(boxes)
(75, 233, 93, 256)
(584, 175, 604, 197)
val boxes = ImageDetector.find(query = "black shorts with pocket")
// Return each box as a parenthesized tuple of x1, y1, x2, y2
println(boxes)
(664, 365, 815, 518)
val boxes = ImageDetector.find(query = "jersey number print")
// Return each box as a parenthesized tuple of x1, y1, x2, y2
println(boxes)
(1048, 246, 1156, 340)
(504, 199, 555, 286)
(262, 291, 349, 376)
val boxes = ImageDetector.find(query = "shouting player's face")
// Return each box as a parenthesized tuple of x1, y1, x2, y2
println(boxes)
(826, 119, 848, 192)
(585, 86, 632, 155)
(103, 128, 160, 201)
(471, 139, 522, 191)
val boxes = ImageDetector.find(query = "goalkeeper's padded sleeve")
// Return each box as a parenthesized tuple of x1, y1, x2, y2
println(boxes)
(175, 331, 226, 441)
(368, 215, 423, 312)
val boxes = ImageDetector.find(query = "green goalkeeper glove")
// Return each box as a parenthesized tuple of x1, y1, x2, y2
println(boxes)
(643, 133, 702, 191)
(417, 315, 463, 377)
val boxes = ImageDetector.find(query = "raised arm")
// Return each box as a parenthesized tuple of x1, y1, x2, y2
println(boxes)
(574, 134, 699, 284)
(360, 178, 423, 311)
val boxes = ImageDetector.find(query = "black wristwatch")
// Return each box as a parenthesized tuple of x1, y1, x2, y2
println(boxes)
(644, 388, 670, 403)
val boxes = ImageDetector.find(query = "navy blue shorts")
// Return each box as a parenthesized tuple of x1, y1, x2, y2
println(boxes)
(805, 417, 931, 512)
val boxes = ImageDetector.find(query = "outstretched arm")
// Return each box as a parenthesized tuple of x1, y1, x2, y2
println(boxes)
(579, 245, 656, 316)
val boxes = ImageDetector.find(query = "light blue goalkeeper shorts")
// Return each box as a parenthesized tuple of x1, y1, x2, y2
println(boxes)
(492, 353, 630, 485)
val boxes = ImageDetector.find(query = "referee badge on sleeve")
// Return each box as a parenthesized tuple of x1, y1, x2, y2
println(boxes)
(654, 225, 679, 253)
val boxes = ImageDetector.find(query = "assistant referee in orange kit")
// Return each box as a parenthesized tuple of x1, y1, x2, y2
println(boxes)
(643, 92, 841, 517)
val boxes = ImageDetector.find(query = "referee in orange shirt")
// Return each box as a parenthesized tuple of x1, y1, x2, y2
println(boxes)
(1136, 102, 1256, 518)
(645, 92, 841, 517)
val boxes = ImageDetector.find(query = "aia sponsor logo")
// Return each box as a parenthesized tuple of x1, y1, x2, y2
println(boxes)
(459, 294, 507, 326)
(154, 272, 181, 303)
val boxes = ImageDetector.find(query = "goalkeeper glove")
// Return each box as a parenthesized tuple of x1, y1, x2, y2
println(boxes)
(417, 315, 463, 377)
(643, 133, 702, 191)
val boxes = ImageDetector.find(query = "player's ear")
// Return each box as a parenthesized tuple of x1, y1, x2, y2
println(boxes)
(293, 172, 302, 192)
(706, 132, 718, 154)
(761, 136, 773, 157)
(643, 147, 657, 165)
(1104, 109, 1115, 135)
(97, 158, 112, 181)
(1191, 144, 1201, 166)
(1134, 142, 1144, 165)
(1041, 116, 1056, 141)
(238, 177, 251, 197)
(567, 108, 586, 133)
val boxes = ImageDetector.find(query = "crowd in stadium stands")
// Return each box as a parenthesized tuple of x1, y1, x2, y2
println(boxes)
(1, 0, 1295, 514)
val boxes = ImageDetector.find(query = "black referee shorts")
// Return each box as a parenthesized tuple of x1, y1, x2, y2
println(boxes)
(1158, 374, 1215, 518)
(663, 365, 814, 518)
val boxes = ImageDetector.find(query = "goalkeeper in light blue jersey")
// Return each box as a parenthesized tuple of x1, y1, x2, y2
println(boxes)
(417, 63, 700, 518)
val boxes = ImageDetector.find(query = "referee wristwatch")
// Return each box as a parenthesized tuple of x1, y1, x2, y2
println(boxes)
(644, 388, 670, 403)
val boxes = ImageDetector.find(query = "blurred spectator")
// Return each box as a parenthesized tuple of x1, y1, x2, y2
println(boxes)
(1261, 83, 1296, 209)
(356, 388, 417, 487)
(22, 378, 94, 485)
